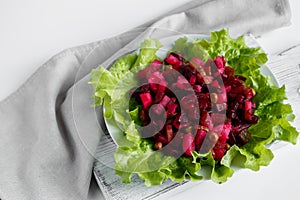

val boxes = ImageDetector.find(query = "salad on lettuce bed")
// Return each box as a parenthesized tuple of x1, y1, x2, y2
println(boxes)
(89, 30, 298, 186)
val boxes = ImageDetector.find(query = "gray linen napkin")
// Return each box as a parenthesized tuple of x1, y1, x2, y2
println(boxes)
(0, 0, 292, 200)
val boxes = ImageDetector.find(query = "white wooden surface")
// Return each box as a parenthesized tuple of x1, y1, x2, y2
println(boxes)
(1, 0, 300, 200)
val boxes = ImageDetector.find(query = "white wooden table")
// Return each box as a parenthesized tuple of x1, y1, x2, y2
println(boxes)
(1, 0, 300, 199)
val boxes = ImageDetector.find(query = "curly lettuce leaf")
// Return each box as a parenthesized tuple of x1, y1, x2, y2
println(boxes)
(168, 156, 202, 182)
(221, 143, 274, 171)
(89, 67, 119, 106)
(114, 141, 176, 186)
(170, 37, 210, 61)
(110, 54, 138, 79)
(132, 38, 163, 71)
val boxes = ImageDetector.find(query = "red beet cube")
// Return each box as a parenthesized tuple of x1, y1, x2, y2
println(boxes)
(140, 93, 152, 109)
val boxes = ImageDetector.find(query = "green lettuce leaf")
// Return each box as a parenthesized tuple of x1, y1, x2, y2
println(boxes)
(114, 141, 176, 186)
(192, 151, 234, 183)
(89, 67, 118, 106)
(110, 54, 138, 79)
(170, 37, 210, 61)
(132, 38, 163, 71)
(168, 156, 202, 182)
(221, 143, 274, 171)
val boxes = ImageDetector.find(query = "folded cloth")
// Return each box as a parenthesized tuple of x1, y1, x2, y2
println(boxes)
(0, 0, 292, 199)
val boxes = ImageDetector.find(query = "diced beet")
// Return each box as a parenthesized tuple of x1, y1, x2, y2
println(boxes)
(178, 113, 190, 128)
(212, 124, 224, 135)
(199, 132, 218, 154)
(189, 107, 200, 121)
(238, 104, 243, 109)
(251, 102, 256, 109)
(225, 85, 231, 92)
(182, 133, 195, 156)
(215, 56, 226, 69)
(250, 115, 258, 124)
(189, 57, 204, 69)
(160, 95, 171, 108)
(236, 94, 245, 103)
(195, 129, 207, 149)
(164, 132, 184, 156)
(200, 111, 213, 130)
(167, 101, 178, 117)
(232, 123, 252, 133)
(244, 87, 255, 99)
(211, 113, 226, 126)
(218, 68, 225, 75)
(194, 85, 202, 93)
(170, 97, 177, 103)
(173, 61, 184, 70)
(154, 84, 166, 103)
(176, 76, 191, 90)
(230, 85, 245, 94)
(148, 71, 167, 92)
(173, 115, 180, 129)
(138, 69, 149, 81)
(138, 59, 162, 81)
(189, 75, 196, 85)
(140, 109, 149, 122)
(224, 66, 234, 76)
(219, 122, 231, 143)
(140, 93, 152, 109)
(217, 92, 227, 103)
(203, 65, 212, 76)
(205, 59, 214, 68)
(212, 146, 226, 161)
(211, 80, 221, 90)
(180, 95, 196, 112)
(162, 69, 179, 84)
(196, 73, 205, 83)
(178, 112, 188, 124)
(165, 53, 179, 65)
(198, 93, 210, 110)
(153, 119, 165, 131)
(244, 100, 252, 121)
(152, 59, 163, 65)
(152, 104, 164, 115)
(156, 134, 168, 144)
(171, 52, 185, 61)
